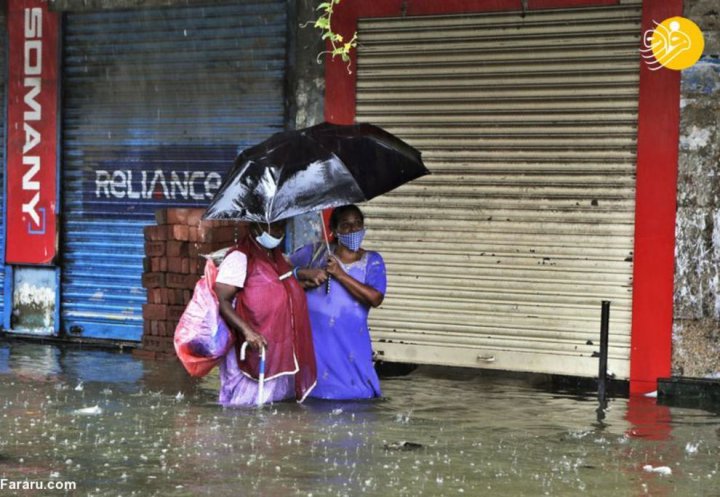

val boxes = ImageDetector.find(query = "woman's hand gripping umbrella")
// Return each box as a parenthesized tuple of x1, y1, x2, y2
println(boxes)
(239, 341, 266, 407)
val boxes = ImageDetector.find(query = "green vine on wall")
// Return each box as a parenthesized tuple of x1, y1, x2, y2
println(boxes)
(314, 0, 357, 73)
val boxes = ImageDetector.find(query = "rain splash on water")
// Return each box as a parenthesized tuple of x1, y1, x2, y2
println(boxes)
(0, 340, 718, 496)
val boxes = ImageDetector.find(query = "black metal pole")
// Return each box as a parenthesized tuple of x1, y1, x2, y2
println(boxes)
(598, 300, 611, 409)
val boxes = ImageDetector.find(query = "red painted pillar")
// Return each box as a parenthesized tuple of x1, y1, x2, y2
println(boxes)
(629, 0, 683, 394)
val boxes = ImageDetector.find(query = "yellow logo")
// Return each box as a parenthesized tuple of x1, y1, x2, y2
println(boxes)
(641, 17, 704, 71)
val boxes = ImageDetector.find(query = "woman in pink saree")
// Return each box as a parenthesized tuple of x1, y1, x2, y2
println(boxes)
(214, 220, 316, 406)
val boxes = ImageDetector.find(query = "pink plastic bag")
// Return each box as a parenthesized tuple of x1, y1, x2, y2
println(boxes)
(174, 259, 235, 377)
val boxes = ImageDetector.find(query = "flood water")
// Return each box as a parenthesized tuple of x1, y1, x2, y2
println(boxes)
(0, 340, 718, 497)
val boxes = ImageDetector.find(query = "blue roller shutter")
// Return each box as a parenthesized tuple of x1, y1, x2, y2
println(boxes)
(61, 1, 287, 341)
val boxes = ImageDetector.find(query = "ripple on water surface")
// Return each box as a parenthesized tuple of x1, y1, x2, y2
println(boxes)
(0, 341, 718, 497)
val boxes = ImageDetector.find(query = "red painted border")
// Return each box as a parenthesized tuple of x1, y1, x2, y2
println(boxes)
(629, 0, 682, 394)
(528, 0, 618, 8)
(325, 0, 681, 393)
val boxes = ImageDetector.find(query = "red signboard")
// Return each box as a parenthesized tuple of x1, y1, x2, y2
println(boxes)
(5, 0, 60, 265)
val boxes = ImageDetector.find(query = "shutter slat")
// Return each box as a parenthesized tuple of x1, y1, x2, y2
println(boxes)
(356, 4, 641, 379)
(61, 2, 287, 340)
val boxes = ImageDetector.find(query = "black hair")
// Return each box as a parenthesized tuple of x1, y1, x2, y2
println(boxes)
(329, 204, 364, 231)
(250, 219, 286, 234)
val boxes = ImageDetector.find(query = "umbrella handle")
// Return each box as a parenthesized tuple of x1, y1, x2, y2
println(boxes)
(240, 342, 266, 406)
(239, 341, 266, 362)
(320, 211, 333, 295)
(240, 342, 266, 366)
(259, 346, 266, 373)
(319, 211, 332, 254)
(239, 341, 249, 361)
(258, 346, 266, 407)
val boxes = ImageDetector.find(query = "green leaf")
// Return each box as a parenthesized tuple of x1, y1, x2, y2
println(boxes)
(317, 2, 331, 9)
(314, 17, 329, 29)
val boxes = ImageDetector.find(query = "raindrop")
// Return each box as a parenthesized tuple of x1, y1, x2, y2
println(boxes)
(643, 465, 672, 476)
(72, 405, 102, 416)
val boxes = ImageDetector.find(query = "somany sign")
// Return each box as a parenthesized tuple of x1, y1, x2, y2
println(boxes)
(6, 0, 60, 265)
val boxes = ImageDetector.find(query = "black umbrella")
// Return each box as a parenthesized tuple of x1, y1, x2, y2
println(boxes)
(202, 122, 429, 223)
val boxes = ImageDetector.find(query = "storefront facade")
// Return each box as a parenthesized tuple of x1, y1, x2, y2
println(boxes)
(325, 0, 682, 394)
(2, 0, 711, 395)
(1, 0, 290, 341)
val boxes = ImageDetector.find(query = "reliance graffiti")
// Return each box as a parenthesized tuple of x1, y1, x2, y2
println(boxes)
(94, 169, 222, 201)
(80, 145, 237, 214)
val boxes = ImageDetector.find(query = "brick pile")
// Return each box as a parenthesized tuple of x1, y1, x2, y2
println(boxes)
(133, 208, 243, 360)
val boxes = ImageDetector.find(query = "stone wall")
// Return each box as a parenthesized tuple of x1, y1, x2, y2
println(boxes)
(673, 1, 720, 377)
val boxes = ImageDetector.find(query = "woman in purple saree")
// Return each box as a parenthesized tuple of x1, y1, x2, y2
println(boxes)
(290, 205, 386, 400)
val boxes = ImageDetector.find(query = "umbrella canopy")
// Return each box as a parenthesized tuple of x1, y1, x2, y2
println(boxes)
(202, 122, 429, 223)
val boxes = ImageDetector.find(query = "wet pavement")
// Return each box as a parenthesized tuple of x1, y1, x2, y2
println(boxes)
(1, 340, 719, 497)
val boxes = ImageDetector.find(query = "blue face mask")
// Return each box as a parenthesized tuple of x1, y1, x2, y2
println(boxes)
(255, 230, 284, 249)
(337, 229, 365, 252)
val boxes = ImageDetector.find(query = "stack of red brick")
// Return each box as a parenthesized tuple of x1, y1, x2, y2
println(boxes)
(134, 208, 243, 360)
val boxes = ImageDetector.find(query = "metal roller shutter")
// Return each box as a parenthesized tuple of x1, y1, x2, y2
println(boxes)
(61, 1, 287, 341)
(356, 2, 642, 379)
